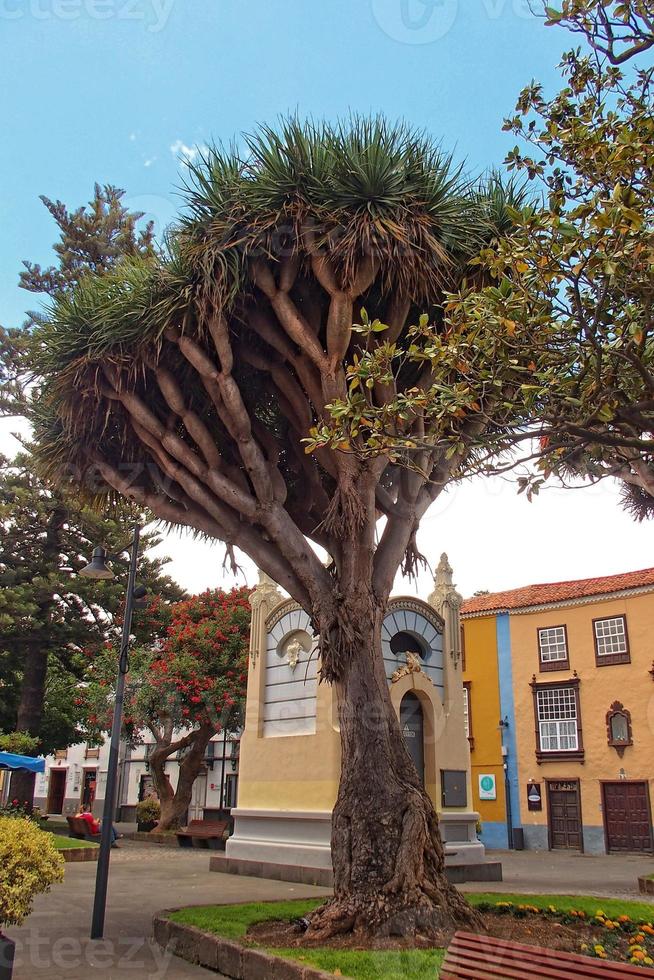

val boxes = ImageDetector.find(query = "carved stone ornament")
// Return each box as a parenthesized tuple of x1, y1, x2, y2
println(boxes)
(391, 651, 431, 685)
(250, 569, 281, 610)
(248, 569, 282, 667)
(428, 552, 463, 665)
(285, 637, 303, 672)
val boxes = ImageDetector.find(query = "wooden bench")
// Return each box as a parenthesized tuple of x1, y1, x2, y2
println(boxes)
(441, 931, 649, 978)
(176, 819, 228, 850)
(66, 815, 101, 842)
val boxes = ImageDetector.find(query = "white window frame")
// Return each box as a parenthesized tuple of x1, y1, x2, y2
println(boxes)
(536, 686, 579, 753)
(538, 625, 568, 666)
(462, 685, 470, 739)
(594, 616, 628, 659)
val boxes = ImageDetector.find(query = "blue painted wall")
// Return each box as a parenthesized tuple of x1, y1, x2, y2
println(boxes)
(496, 613, 521, 840)
(479, 821, 509, 850)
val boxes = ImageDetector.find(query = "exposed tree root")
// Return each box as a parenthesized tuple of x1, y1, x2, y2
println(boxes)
(306, 793, 484, 943)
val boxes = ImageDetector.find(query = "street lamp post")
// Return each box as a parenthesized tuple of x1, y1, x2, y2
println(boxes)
(80, 524, 141, 940)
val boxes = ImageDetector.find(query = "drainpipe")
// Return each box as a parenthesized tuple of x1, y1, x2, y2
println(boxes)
(500, 717, 514, 849)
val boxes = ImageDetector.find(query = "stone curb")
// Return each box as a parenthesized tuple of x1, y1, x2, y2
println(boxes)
(153, 913, 335, 979)
(61, 846, 99, 863)
(638, 876, 654, 896)
(127, 831, 181, 847)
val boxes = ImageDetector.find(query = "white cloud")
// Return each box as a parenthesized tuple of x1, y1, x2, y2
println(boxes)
(169, 139, 208, 166)
(143, 157, 157, 168)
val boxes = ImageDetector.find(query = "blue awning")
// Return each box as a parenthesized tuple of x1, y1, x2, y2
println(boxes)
(0, 752, 45, 773)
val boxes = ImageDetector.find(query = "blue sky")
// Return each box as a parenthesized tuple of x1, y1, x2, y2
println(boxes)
(0, 0, 565, 328)
(3, 1, 652, 595)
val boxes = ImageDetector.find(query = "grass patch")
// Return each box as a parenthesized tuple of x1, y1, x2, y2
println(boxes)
(169, 893, 654, 979)
(170, 899, 322, 940)
(169, 900, 444, 977)
(51, 835, 98, 850)
(277, 947, 445, 978)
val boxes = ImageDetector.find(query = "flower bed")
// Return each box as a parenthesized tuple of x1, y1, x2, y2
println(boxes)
(474, 900, 654, 969)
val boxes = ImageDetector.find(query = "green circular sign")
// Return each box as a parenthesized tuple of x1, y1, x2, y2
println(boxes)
(480, 776, 494, 792)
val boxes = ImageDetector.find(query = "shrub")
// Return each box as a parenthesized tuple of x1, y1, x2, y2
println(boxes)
(0, 732, 40, 755)
(0, 817, 64, 930)
(135, 797, 160, 824)
(0, 800, 42, 823)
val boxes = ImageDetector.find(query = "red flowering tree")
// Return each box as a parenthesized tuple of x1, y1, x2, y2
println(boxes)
(84, 587, 250, 830)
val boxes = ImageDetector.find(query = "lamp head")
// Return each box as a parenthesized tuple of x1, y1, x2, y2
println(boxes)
(80, 547, 115, 581)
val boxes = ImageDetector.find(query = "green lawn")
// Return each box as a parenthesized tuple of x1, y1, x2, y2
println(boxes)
(51, 835, 98, 850)
(169, 893, 654, 979)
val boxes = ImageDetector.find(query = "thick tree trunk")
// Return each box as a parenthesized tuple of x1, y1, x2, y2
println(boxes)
(8, 645, 48, 808)
(307, 590, 482, 942)
(149, 727, 213, 831)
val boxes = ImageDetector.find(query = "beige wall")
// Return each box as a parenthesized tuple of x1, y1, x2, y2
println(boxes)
(510, 591, 654, 846)
(238, 592, 474, 817)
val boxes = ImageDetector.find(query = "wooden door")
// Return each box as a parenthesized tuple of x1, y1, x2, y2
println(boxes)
(46, 769, 67, 814)
(547, 780, 582, 850)
(602, 782, 653, 853)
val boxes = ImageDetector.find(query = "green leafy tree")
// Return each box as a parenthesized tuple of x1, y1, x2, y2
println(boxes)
(19, 184, 156, 303)
(342, 5, 654, 518)
(0, 452, 184, 805)
(0, 184, 176, 806)
(545, 0, 654, 64)
(0, 326, 28, 418)
(433, 2, 654, 516)
(28, 117, 542, 940)
(1, 185, 155, 420)
(84, 588, 250, 830)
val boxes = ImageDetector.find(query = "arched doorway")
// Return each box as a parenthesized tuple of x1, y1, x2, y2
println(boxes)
(400, 692, 425, 786)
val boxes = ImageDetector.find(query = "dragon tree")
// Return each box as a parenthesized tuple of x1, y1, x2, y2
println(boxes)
(32, 119, 533, 940)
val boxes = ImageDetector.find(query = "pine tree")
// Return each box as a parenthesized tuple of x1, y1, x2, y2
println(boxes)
(1, 185, 181, 806)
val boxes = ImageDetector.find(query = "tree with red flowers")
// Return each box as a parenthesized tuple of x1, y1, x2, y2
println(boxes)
(85, 587, 250, 830)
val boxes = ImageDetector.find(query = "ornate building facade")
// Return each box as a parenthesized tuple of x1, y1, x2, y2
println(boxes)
(225, 555, 486, 876)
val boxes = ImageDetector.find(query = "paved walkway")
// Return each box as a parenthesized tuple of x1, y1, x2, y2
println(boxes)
(459, 849, 654, 901)
(10, 842, 653, 979)
(11, 841, 330, 980)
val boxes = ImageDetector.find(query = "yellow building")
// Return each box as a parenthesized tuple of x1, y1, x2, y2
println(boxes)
(463, 567, 654, 854)
(460, 615, 509, 849)
(225, 555, 490, 877)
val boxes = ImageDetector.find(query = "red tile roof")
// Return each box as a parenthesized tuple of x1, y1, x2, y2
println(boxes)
(462, 567, 654, 615)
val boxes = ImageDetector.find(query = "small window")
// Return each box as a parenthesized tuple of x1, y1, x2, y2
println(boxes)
(462, 683, 473, 749)
(531, 677, 584, 762)
(594, 616, 630, 665)
(85, 747, 100, 760)
(538, 625, 569, 671)
(54, 749, 67, 760)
